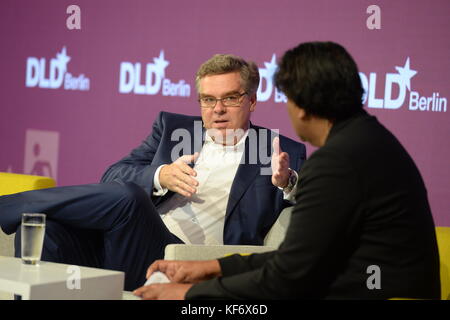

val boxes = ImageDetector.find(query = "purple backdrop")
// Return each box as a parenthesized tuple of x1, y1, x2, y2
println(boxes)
(1, 0, 449, 226)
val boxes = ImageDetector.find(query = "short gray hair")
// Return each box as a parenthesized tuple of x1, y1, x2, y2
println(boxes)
(195, 54, 260, 96)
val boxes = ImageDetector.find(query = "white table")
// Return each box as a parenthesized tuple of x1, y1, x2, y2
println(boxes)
(0, 256, 125, 300)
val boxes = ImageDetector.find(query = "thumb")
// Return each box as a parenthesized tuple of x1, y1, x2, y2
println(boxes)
(180, 153, 199, 164)
(192, 152, 200, 163)
(272, 136, 281, 156)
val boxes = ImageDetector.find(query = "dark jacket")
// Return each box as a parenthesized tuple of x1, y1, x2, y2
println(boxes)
(186, 110, 441, 299)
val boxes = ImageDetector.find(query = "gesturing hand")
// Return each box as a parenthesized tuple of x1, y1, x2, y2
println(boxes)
(271, 136, 291, 188)
(159, 153, 200, 197)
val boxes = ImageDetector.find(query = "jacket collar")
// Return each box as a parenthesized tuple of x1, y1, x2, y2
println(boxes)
(325, 109, 369, 145)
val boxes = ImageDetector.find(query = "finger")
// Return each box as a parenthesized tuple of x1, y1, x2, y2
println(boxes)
(272, 171, 282, 179)
(272, 136, 281, 155)
(187, 152, 200, 164)
(273, 156, 287, 175)
(146, 260, 164, 279)
(281, 151, 290, 163)
(164, 265, 179, 280)
(174, 186, 193, 198)
(141, 285, 159, 300)
(164, 166, 198, 196)
(176, 169, 199, 187)
(179, 153, 199, 166)
(171, 267, 187, 283)
(177, 161, 198, 178)
(278, 153, 289, 169)
(136, 285, 159, 300)
(133, 286, 146, 297)
(173, 180, 197, 197)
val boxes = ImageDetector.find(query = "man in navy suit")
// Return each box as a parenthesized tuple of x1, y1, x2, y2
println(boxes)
(0, 54, 306, 291)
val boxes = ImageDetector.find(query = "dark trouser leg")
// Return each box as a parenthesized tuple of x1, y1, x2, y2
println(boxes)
(2, 181, 183, 291)
(0, 181, 152, 234)
(102, 182, 182, 290)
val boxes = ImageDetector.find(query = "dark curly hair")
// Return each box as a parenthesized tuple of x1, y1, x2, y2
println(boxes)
(274, 42, 364, 122)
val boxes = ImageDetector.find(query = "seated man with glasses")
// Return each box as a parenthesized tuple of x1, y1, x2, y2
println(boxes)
(134, 43, 440, 300)
(0, 54, 306, 291)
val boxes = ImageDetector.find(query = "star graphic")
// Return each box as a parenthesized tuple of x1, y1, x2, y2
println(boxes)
(263, 54, 278, 77)
(153, 50, 170, 78)
(395, 57, 417, 91)
(55, 46, 71, 72)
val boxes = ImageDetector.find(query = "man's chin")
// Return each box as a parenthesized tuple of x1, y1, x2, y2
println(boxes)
(299, 135, 310, 144)
(211, 122, 229, 130)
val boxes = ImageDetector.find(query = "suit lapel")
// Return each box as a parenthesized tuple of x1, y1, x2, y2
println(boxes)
(188, 118, 205, 168)
(192, 118, 205, 154)
(225, 124, 270, 218)
(156, 116, 204, 205)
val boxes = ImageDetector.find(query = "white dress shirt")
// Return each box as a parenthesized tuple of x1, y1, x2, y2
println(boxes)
(153, 130, 296, 244)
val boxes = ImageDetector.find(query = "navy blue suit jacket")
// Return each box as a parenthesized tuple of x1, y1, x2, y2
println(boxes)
(101, 112, 306, 245)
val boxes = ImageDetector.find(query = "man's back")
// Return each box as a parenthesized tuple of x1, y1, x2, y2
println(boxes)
(309, 110, 440, 299)
(185, 110, 440, 300)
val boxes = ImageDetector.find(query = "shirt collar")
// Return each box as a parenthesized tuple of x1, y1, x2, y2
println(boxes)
(326, 109, 369, 145)
(204, 128, 249, 150)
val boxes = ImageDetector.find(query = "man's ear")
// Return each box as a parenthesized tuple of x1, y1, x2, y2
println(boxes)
(249, 93, 257, 111)
(297, 107, 308, 120)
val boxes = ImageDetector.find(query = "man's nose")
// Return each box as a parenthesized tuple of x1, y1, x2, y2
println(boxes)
(213, 101, 227, 113)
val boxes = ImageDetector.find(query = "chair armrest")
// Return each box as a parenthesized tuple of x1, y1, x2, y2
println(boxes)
(263, 207, 292, 247)
(0, 172, 56, 196)
(0, 173, 56, 258)
(164, 244, 276, 260)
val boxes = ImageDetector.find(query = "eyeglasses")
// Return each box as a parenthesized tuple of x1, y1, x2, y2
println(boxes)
(199, 92, 248, 108)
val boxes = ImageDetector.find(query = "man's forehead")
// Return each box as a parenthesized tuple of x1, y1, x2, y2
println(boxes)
(198, 72, 243, 95)
(199, 89, 242, 97)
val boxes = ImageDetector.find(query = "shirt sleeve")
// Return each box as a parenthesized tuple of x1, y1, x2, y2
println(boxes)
(152, 164, 169, 196)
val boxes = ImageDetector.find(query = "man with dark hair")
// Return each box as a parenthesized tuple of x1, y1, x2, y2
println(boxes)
(0, 54, 306, 291)
(134, 42, 440, 300)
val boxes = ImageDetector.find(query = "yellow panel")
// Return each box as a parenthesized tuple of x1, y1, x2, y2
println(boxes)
(0, 172, 56, 196)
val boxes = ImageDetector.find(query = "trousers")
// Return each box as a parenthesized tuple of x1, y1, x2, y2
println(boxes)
(0, 181, 183, 291)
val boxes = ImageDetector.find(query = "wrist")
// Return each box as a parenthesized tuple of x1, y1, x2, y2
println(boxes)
(158, 165, 167, 188)
(280, 168, 297, 193)
(153, 165, 168, 195)
(206, 260, 222, 278)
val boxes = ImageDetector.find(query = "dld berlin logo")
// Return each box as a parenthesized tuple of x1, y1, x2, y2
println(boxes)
(25, 47, 90, 91)
(360, 58, 447, 112)
(257, 54, 287, 104)
(119, 50, 190, 97)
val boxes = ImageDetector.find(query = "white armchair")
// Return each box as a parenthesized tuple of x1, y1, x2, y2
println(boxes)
(123, 208, 293, 300)
(164, 207, 292, 260)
